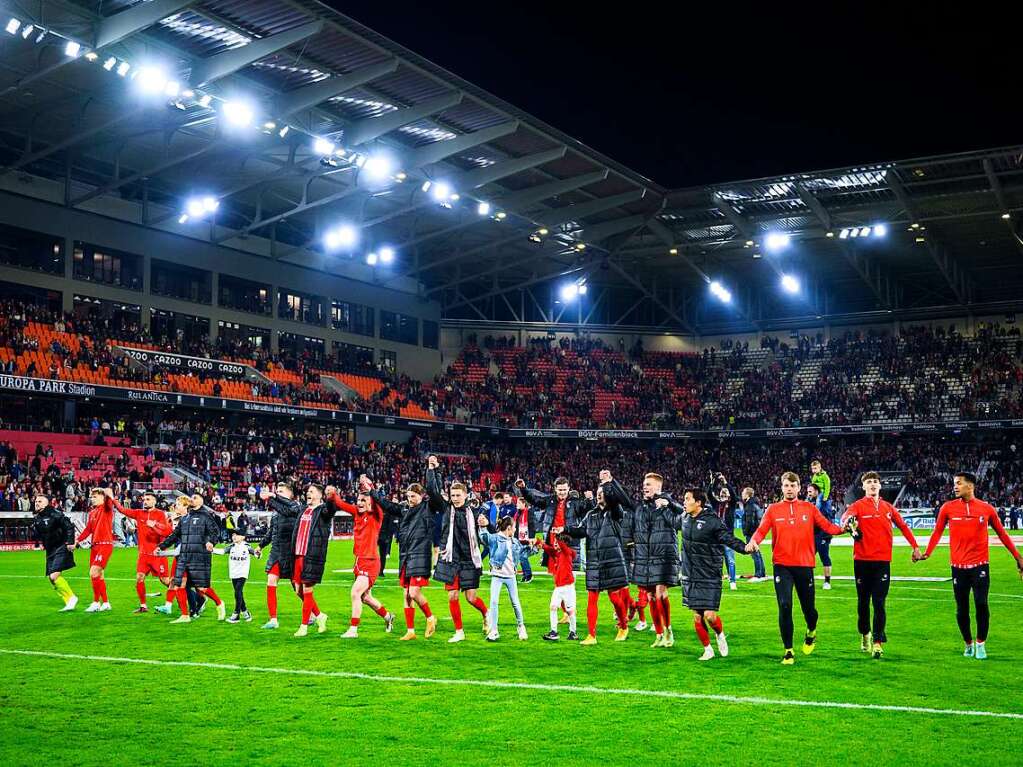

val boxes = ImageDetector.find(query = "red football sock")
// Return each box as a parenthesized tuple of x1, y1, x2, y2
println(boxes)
(450, 599, 463, 631)
(267, 585, 278, 619)
(586, 590, 599, 636)
(694, 615, 711, 646)
(176, 588, 189, 614)
(203, 587, 223, 606)
(98, 578, 108, 602)
(638, 602, 647, 622)
(89, 575, 99, 601)
(135, 580, 147, 605)
(404, 606, 416, 630)
(374, 604, 389, 618)
(469, 596, 488, 616)
(419, 600, 433, 619)
(709, 615, 723, 635)
(649, 597, 664, 634)
(660, 596, 672, 628)
(164, 588, 176, 605)
(609, 588, 629, 629)
(301, 591, 318, 624)
(351, 616, 361, 627)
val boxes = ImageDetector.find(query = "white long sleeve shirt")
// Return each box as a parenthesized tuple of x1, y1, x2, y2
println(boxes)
(213, 542, 257, 579)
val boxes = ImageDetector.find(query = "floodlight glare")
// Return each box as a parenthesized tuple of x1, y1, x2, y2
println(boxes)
(765, 231, 791, 252)
(313, 137, 335, 155)
(222, 100, 254, 127)
(64, 40, 80, 57)
(379, 247, 395, 264)
(477, 201, 491, 216)
(560, 283, 579, 301)
(781, 274, 800, 294)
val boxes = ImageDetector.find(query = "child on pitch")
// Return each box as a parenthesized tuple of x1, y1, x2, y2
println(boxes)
(478, 514, 528, 641)
(212, 526, 261, 623)
(540, 530, 578, 641)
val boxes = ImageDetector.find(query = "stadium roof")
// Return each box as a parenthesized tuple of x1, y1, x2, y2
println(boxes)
(1, 0, 1022, 334)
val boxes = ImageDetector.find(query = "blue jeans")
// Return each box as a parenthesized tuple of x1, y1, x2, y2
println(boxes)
(518, 546, 532, 579)
(746, 533, 766, 578)
(489, 575, 524, 629)
(724, 547, 736, 583)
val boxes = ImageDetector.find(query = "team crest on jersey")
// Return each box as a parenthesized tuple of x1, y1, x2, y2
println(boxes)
(802, 515, 808, 522)
(697, 522, 704, 530)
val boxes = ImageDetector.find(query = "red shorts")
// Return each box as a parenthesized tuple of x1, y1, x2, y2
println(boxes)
(354, 557, 380, 588)
(292, 556, 308, 586)
(89, 544, 114, 569)
(399, 567, 429, 589)
(137, 556, 169, 578)
(267, 562, 280, 577)
(444, 574, 461, 592)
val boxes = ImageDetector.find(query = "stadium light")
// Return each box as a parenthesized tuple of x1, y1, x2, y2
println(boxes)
(477, 201, 491, 216)
(116, 61, 131, 77)
(858, 226, 872, 237)
(362, 154, 394, 180)
(764, 232, 791, 252)
(102, 56, 116, 70)
(379, 246, 395, 264)
(64, 40, 81, 57)
(198, 94, 212, 108)
(781, 274, 800, 294)
(839, 228, 850, 239)
(5, 18, 20, 35)
(560, 283, 580, 301)
(313, 137, 335, 155)
(134, 66, 167, 94)
(20, 23, 34, 39)
(366, 252, 378, 266)
(324, 224, 357, 251)
(872, 223, 887, 237)
(431, 181, 452, 202)
(278, 125, 290, 138)
(709, 280, 732, 303)
(164, 80, 180, 98)
(222, 100, 254, 127)
(578, 284, 588, 295)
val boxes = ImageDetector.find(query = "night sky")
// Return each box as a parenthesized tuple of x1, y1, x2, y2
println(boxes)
(330, 2, 1021, 188)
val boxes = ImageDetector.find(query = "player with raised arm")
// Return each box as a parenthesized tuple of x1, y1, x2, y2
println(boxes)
(919, 472, 1023, 659)
(336, 475, 395, 638)
(112, 491, 173, 614)
(256, 481, 302, 630)
(74, 488, 117, 612)
(290, 483, 344, 637)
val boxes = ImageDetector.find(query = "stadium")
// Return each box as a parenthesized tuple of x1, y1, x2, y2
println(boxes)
(0, 2, 1021, 764)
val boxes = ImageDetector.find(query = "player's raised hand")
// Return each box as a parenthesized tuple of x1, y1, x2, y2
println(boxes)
(654, 497, 669, 509)
(427, 454, 439, 470)
(325, 485, 337, 497)
(584, 490, 594, 501)
(205, 542, 214, 552)
(259, 486, 272, 501)
(514, 478, 525, 489)
(599, 469, 612, 484)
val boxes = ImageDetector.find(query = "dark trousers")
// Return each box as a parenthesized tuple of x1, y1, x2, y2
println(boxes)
(772, 564, 817, 649)
(854, 560, 891, 642)
(952, 565, 990, 643)
(187, 584, 204, 616)
(232, 577, 247, 614)
(378, 535, 393, 576)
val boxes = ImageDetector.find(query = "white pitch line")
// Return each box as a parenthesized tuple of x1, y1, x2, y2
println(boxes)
(1, 648, 1020, 721)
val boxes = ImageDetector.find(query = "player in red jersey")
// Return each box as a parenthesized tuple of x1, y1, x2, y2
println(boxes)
(338, 475, 395, 638)
(75, 488, 117, 612)
(919, 472, 1023, 659)
(112, 491, 174, 614)
(841, 471, 921, 658)
(748, 471, 847, 664)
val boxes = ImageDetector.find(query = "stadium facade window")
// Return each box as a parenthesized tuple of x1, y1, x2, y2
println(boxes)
(380, 310, 419, 346)
(217, 321, 270, 350)
(150, 259, 212, 304)
(279, 331, 326, 362)
(0, 222, 64, 275)
(0, 280, 62, 312)
(380, 349, 397, 373)
(334, 341, 375, 374)
(278, 288, 325, 326)
(149, 308, 210, 347)
(330, 300, 375, 337)
(72, 241, 143, 291)
(423, 320, 439, 350)
(73, 295, 142, 328)
(218, 274, 272, 315)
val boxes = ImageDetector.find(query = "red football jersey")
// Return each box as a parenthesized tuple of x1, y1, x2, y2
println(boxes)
(753, 499, 844, 567)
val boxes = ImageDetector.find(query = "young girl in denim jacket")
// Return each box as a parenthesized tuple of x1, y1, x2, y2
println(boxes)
(478, 515, 528, 641)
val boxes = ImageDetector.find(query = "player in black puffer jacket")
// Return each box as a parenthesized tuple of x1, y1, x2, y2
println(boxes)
(256, 481, 302, 630)
(30, 494, 78, 611)
(673, 487, 751, 661)
(158, 496, 226, 623)
(562, 470, 632, 644)
(372, 466, 440, 640)
(289, 483, 344, 637)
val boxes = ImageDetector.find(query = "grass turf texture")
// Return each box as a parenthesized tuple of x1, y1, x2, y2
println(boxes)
(0, 544, 1021, 766)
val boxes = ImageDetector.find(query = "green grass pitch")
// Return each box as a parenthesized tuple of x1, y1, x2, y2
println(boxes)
(0, 543, 1021, 766)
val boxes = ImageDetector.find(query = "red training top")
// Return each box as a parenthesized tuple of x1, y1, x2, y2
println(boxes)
(77, 496, 116, 546)
(924, 497, 1021, 568)
(294, 506, 315, 557)
(541, 534, 577, 587)
(114, 500, 172, 556)
(553, 499, 567, 529)
(753, 498, 844, 567)
(842, 496, 918, 562)
(334, 493, 382, 561)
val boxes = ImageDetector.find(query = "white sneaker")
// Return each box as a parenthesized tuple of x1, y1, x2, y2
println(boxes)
(729, 582, 737, 591)
(293, 624, 308, 637)
(262, 618, 279, 630)
(448, 629, 466, 643)
(84, 602, 100, 613)
(316, 612, 329, 634)
(699, 645, 715, 661)
(216, 602, 227, 621)
(716, 632, 730, 657)
(635, 621, 648, 631)
(486, 631, 499, 642)
(823, 581, 832, 590)
(341, 626, 359, 639)
(61, 595, 78, 612)
(99, 602, 112, 612)
(517, 624, 528, 641)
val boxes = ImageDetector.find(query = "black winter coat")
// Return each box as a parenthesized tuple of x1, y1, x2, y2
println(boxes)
(521, 485, 585, 565)
(623, 494, 683, 588)
(427, 469, 483, 589)
(159, 507, 220, 587)
(676, 507, 748, 611)
(31, 508, 75, 575)
(741, 497, 764, 538)
(566, 480, 630, 592)
(709, 481, 740, 531)
(259, 495, 301, 577)
(290, 493, 341, 585)
(373, 490, 437, 579)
